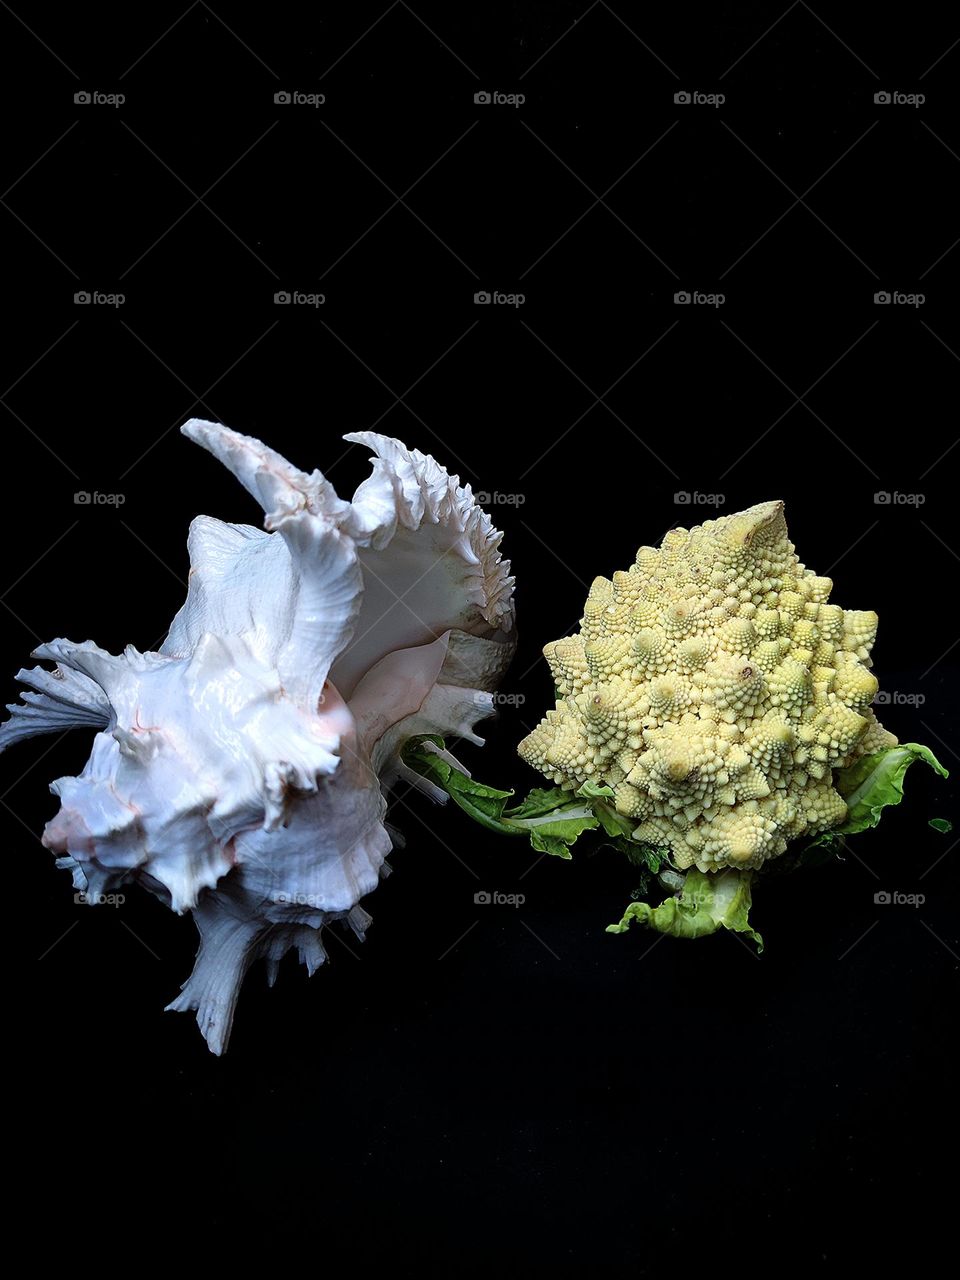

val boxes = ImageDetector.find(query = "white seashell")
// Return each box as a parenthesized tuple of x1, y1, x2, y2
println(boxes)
(2, 422, 515, 1052)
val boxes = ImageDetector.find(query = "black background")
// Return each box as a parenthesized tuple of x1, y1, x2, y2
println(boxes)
(3, 3, 958, 1270)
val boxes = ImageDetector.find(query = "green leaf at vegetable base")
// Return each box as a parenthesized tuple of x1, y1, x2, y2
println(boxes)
(607, 868, 763, 951)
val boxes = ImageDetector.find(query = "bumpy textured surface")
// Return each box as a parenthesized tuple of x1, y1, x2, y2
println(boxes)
(518, 501, 896, 872)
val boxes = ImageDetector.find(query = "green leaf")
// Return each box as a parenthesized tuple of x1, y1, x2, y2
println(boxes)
(929, 818, 953, 834)
(521, 809, 599, 857)
(774, 742, 948, 873)
(630, 843, 670, 874)
(529, 831, 574, 859)
(576, 780, 616, 799)
(607, 869, 763, 951)
(596, 835, 671, 901)
(402, 742, 514, 830)
(770, 832, 844, 875)
(574, 781, 637, 839)
(593, 804, 634, 839)
(834, 742, 948, 835)
(401, 736, 601, 857)
(505, 786, 575, 819)
(402, 736, 946, 947)
(602, 833, 670, 874)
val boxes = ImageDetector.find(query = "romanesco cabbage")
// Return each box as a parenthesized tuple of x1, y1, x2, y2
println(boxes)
(519, 500, 896, 871)
(405, 501, 947, 947)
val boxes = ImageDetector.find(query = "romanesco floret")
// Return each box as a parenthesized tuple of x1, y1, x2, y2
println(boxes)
(518, 500, 897, 873)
